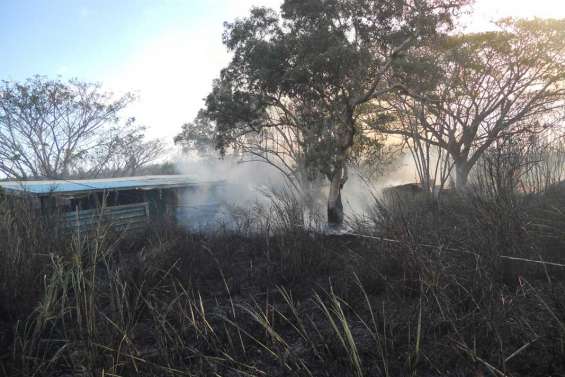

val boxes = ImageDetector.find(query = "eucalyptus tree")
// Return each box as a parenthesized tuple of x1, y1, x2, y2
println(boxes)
(194, 0, 469, 226)
(175, 110, 218, 158)
(381, 19, 565, 190)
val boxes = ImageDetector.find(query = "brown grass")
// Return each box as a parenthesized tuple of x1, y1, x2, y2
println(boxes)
(1, 183, 564, 377)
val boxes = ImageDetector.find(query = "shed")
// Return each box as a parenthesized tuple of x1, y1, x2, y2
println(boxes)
(0, 175, 226, 232)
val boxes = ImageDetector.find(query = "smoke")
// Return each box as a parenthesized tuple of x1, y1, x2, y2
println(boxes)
(175, 155, 290, 231)
(174, 152, 421, 231)
(379, 153, 421, 187)
(176, 155, 288, 201)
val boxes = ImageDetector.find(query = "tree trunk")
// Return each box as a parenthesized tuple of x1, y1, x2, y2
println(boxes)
(327, 164, 345, 227)
(455, 159, 470, 191)
(327, 112, 354, 228)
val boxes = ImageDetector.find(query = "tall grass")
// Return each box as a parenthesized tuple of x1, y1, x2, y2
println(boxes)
(1, 177, 565, 376)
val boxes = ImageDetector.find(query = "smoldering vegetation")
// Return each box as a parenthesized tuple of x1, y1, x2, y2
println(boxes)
(172, 154, 418, 233)
(1, 161, 565, 377)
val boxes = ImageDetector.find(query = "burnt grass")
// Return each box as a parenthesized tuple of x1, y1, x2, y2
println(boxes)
(1, 191, 565, 376)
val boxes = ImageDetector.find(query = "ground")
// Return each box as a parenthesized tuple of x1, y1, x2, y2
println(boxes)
(1, 190, 564, 376)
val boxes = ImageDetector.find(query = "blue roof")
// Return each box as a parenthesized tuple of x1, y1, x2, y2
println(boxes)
(0, 175, 220, 196)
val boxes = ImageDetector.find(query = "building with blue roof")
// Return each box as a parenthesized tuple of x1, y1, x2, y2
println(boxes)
(0, 175, 226, 233)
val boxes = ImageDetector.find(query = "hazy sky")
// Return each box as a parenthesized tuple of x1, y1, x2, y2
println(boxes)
(1, 0, 565, 143)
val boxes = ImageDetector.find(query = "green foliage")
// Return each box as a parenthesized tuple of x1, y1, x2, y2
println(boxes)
(174, 110, 216, 156)
(177, 0, 469, 223)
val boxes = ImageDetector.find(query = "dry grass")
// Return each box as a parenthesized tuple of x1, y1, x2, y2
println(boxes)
(1, 183, 565, 377)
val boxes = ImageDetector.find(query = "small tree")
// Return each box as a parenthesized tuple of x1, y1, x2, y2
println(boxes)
(476, 128, 565, 195)
(0, 76, 135, 179)
(391, 98, 454, 192)
(99, 119, 167, 177)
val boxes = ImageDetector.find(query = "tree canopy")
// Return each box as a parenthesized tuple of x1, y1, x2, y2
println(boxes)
(0, 76, 164, 179)
(179, 0, 470, 225)
(379, 18, 565, 189)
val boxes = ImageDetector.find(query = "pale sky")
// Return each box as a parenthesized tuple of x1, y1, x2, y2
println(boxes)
(462, 0, 565, 32)
(1, 0, 565, 143)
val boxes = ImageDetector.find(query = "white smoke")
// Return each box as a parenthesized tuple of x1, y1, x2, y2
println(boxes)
(175, 155, 289, 231)
(173, 152, 421, 231)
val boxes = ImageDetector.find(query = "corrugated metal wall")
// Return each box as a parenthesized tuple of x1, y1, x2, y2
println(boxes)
(62, 202, 149, 233)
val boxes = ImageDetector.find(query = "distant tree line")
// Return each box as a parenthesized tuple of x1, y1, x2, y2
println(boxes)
(0, 76, 166, 180)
